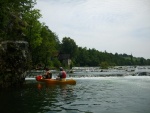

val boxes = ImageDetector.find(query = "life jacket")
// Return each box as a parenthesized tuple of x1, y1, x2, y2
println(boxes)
(61, 71, 66, 78)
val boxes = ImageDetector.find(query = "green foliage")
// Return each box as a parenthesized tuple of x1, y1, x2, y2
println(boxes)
(73, 47, 150, 66)
(30, 25, 59, 68)
(52, 58, 61, 68)
(60, 37, 78, 58)
(100, 61, 109, 69)
(23, 8, 42, 49)
(0, 0, 35, 40)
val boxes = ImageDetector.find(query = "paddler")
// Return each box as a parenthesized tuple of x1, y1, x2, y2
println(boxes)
(56, 67, 66, 80)
(43, 68, 52, 79)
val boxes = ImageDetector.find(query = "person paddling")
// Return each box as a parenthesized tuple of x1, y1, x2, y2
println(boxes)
(56, 67, 66, 80)
(43, 68, 52, 79)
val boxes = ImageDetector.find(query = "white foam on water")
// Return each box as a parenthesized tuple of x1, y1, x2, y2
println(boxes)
(25, 78, 35, 80)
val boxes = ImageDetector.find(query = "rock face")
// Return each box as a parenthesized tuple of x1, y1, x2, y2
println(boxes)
(0, 41, 30, 88)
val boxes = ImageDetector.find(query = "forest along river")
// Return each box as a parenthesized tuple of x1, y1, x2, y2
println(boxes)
(0, 76, 150, 113)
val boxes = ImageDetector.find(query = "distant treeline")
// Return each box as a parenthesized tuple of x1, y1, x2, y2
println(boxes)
(74, 48, 150, 68)
(0, 0, 150, 69)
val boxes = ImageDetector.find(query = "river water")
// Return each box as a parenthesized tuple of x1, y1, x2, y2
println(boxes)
(0, 76, 150, 113)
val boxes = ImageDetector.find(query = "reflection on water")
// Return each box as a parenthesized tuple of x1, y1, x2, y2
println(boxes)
(0, 76, 150, 113)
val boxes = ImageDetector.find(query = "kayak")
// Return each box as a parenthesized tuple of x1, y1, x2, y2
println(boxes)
(36, 75, 76, 85)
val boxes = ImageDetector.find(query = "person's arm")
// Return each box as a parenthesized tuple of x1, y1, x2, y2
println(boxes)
(58, 71, 62, 77)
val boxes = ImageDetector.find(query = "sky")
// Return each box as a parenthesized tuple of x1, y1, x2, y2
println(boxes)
(35, 0, 150, 59)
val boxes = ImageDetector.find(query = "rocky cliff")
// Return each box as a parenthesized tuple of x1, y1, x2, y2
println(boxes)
(0, 41, 30, 88)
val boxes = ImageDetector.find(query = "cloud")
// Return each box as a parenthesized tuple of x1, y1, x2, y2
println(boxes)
(35, 0, 150, 59)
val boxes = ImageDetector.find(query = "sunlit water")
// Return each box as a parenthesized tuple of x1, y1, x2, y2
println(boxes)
(0, 76, 150, 113)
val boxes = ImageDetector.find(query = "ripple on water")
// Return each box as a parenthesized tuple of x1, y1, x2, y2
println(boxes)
(1, 76, 150, 113)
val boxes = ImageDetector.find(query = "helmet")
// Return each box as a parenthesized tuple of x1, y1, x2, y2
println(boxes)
(60, 67, 63, 71)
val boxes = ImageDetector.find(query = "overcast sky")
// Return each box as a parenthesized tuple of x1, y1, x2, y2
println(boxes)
(35, 0, 150, 59)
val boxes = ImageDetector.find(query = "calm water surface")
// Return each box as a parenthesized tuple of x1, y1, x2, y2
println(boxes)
(0, 76, 150, 113)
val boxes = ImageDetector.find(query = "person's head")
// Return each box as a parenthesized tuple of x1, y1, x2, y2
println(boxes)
(60, 67, 63, 71)
(45, 68, 49, 71)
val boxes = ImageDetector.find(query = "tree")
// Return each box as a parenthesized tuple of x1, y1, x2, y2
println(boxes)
(60, 37, 78, 58)
(36, 25, 59, 68)
(23, 7, 42, 48)
(75, 47, 90, 66)
(0, 0, 35, 41)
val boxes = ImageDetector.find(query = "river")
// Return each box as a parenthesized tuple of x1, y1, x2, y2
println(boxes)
(0, 76, 150, 113)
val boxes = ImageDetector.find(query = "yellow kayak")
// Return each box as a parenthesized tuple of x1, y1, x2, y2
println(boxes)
(36, 75, 76, 85)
